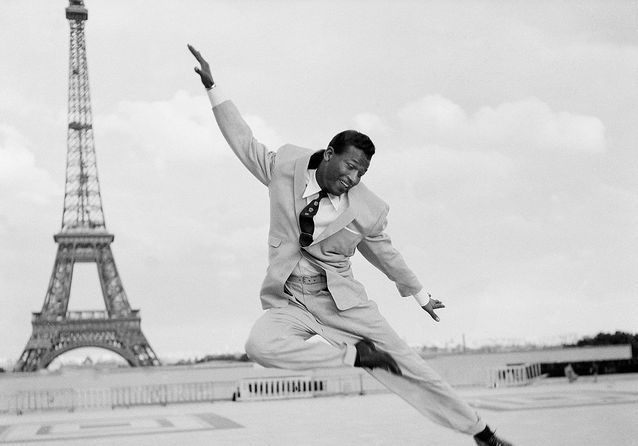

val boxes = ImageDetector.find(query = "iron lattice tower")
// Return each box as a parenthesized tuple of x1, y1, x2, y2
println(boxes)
(14, 0, 160, 372)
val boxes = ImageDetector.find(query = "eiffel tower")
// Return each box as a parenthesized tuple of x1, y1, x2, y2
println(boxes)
(14, 0, 160, 372)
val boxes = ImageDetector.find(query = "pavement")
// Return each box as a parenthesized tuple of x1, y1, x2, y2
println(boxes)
(0, 374, 636, 446)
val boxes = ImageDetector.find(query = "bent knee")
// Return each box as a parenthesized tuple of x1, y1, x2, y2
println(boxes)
(245, 334, 281, 365)
(244, 337, 261, 361)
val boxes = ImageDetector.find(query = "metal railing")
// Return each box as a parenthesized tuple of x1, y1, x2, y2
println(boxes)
(235, 373, 372, 401)
(0, 372, 381, 413)
(487, 362, 542, 387)
(0, 380, 237, 414)
(236, 376, 323, 401)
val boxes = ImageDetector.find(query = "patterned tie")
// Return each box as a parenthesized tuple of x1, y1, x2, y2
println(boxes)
(299, 190, 328, 247)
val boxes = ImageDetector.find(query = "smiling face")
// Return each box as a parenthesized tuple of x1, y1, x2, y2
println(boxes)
(316, 145, 371, 196)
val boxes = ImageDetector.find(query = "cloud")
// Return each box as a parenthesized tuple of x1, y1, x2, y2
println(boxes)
(91, 91, 282, 257)
(0, 124, 60, 212)
(353, 112, 390, 137)
(97, 91, 221, 168)
(397, 95, 607, 153)
(398, 95, 466, 138)
(370, 144, 515, 208)
(243, 115, 285, 151)
(97, 90, 284, 172)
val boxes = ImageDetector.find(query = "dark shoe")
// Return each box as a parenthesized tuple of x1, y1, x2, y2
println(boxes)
(474, 431, 514, 446)
(354, 339, 402, 376)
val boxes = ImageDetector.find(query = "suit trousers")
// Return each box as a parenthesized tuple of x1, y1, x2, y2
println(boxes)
(245, 278, 486, 435)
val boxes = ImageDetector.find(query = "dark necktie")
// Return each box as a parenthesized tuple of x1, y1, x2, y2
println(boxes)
(299, 190, 328, 247)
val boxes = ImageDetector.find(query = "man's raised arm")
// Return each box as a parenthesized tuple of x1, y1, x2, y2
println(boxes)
(188, 44, 275, 186)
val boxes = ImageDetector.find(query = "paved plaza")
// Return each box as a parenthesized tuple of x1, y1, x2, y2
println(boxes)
(1, 374, 636, 445)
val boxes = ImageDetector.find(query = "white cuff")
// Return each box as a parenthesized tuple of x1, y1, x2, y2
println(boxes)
(413, 289, 431, 306)
(206, 84, 227, 108)
(344, 343, 358, 367)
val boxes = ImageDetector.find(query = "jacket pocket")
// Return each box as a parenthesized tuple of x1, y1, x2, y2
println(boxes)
(268, 236, 282, 247)
(327, 229, 361, 257)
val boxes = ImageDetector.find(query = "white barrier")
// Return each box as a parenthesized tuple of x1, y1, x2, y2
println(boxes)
(1, 388, 76, 413)
(0, 381, 236, 414)
(236, 376, 329, 401)
(488, 363, 542, 388)
(0, 373, 376, 412)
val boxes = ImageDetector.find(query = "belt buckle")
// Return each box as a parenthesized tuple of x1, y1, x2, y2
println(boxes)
(289, 274, 324, 285)
(305, 275, 324, 284)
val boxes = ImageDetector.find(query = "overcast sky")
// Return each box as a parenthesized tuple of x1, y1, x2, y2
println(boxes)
(1, 0, 637, 362)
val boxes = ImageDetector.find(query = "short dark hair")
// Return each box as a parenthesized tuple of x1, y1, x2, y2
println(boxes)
(328, 130, 375, 160)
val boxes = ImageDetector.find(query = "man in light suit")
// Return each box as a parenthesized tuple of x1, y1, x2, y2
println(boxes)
(189, 45, 513, 446)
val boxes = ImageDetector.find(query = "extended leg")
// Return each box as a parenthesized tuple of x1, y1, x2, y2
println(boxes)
(302, 289, 486, 436)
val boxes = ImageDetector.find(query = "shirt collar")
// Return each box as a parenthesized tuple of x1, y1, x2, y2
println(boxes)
(303, 169, 341, 210)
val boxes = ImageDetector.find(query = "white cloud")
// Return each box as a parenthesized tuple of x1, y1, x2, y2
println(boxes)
(0, 125, 60, 209)
(370, 144, 515, 207)
(97, 91, 284, 171)
(244, 115, 285, 150)
(353, 112, 390, 137)
(398, 95, 467, 138)
(97, 90, 221, 167)
(398, 95, 607, 153)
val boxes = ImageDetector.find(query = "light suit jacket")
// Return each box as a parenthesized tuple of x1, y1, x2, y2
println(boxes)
(213, 100, 422, 311)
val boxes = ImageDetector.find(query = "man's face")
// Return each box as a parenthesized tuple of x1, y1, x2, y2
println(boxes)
(317, 145, 370, 196)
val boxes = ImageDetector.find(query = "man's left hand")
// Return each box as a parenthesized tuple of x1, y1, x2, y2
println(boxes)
(421, 297, 445, 322)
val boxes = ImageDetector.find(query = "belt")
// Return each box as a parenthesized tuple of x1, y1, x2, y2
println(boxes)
(287, 274, 326, 285)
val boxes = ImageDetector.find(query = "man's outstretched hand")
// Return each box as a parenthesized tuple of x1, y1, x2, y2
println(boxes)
(421, 297, 445, 322)
(188, 44, 215, 89)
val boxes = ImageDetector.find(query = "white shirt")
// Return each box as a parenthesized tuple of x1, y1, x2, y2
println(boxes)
(292, 169, 348, 276)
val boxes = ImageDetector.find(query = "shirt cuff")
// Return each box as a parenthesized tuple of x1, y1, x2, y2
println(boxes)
(344, 343, 358, 366)
(206, 84, 227, 108)
(413, 289, 431, 306)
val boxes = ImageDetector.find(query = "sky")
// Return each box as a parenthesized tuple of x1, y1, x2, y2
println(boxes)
(1, 0, 637, 363)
